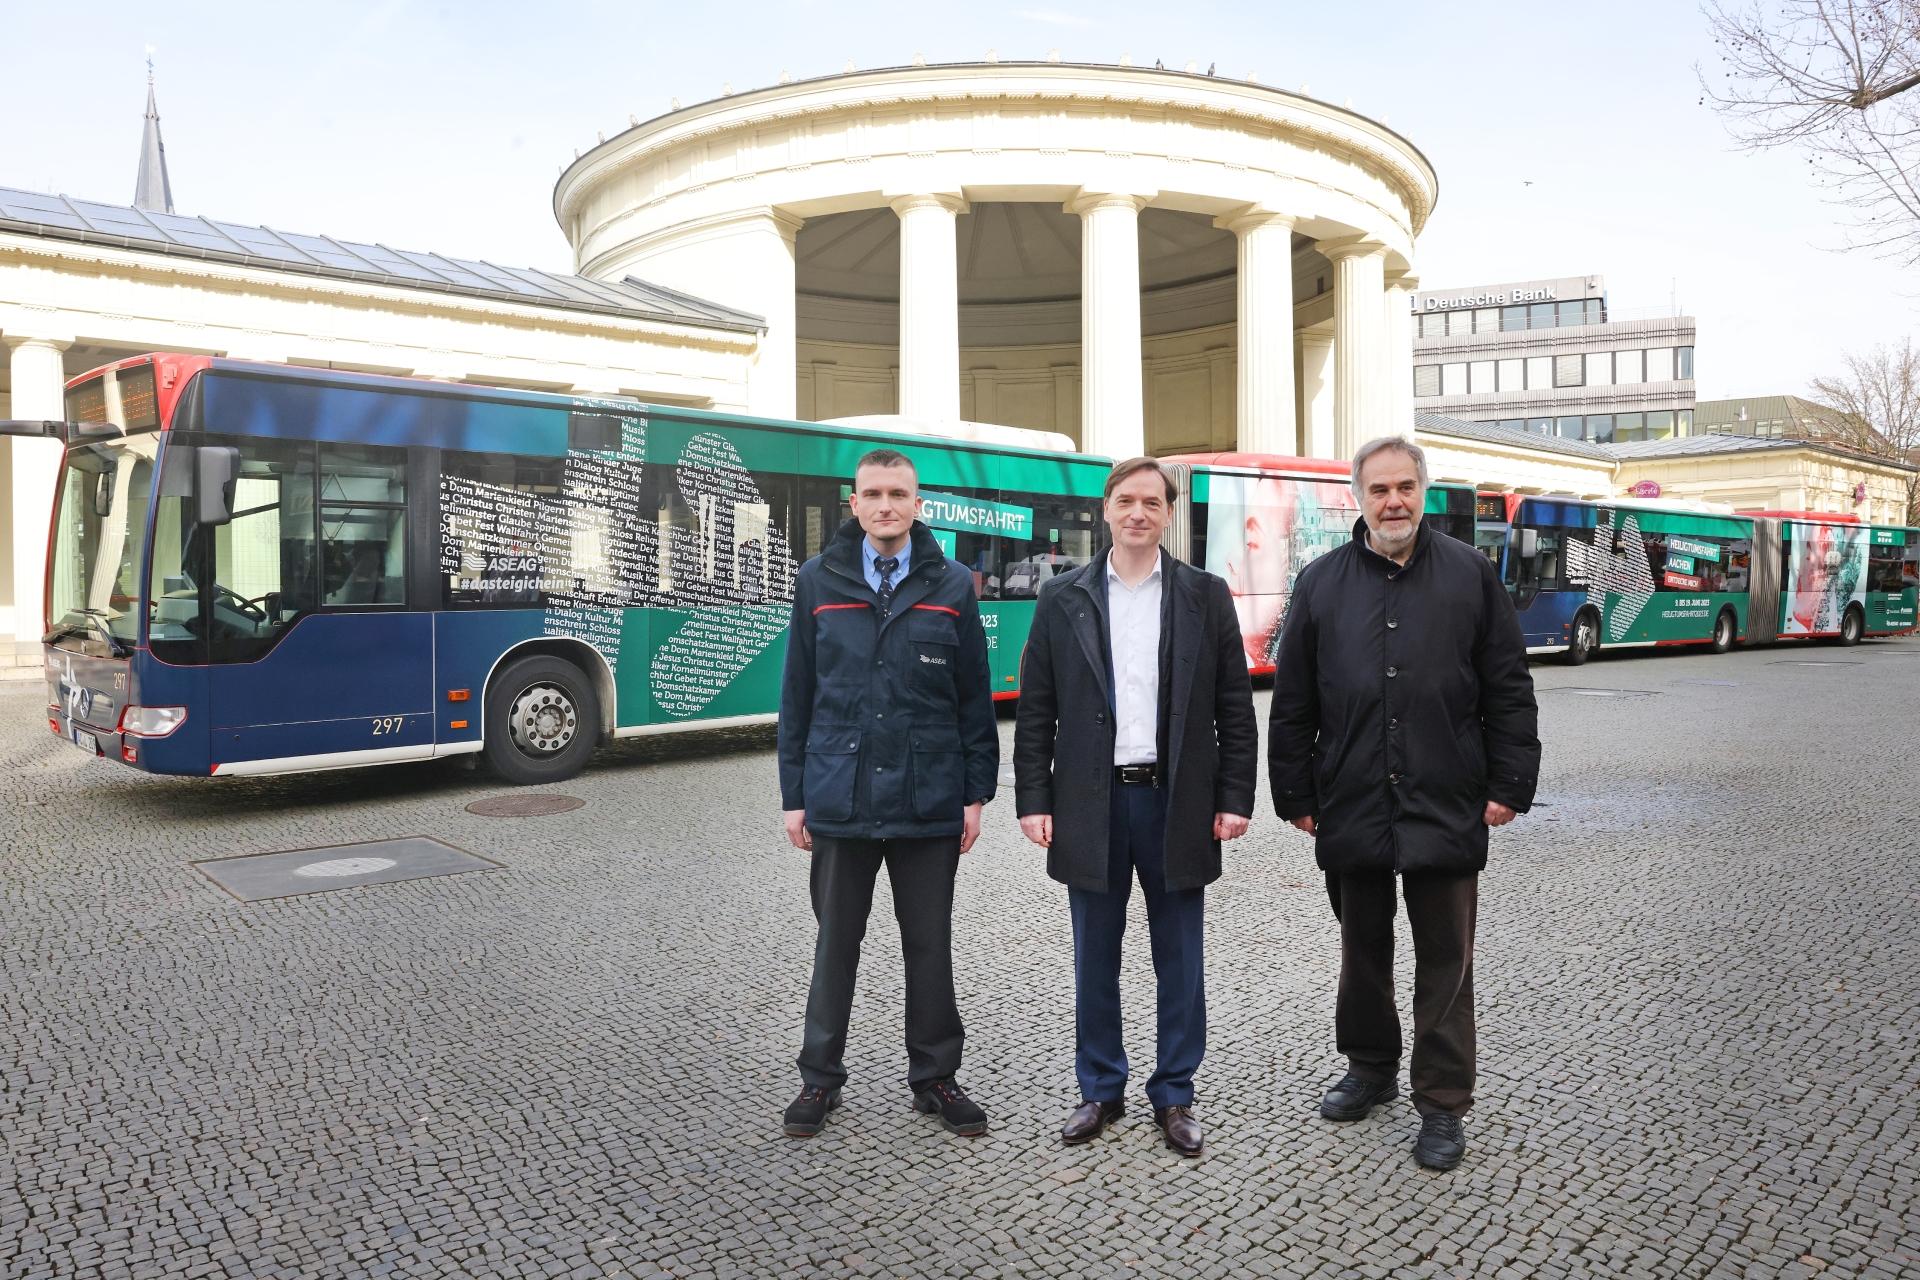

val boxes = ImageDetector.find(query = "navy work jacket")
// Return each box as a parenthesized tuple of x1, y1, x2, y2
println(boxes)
(1268, 517, 1541, 876)
(778, 518, 998, 839)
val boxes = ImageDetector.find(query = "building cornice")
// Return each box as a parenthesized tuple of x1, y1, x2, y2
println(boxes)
(554, 63, 1439, 235)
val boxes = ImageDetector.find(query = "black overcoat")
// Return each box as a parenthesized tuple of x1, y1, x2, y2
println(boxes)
(1014, 550, 1259, 893)
(1268, 517, 1540, 876)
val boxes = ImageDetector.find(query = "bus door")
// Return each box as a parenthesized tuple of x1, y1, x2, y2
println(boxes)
(201, 438, 434, 773)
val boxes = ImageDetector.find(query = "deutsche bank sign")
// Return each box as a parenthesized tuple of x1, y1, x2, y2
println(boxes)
(1418, 285, 1559, 312)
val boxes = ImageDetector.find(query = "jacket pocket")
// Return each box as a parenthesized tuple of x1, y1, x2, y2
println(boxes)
(908, 723, 964, 821)
(804, 725, 862, 823)
(906, 612, 959, 679)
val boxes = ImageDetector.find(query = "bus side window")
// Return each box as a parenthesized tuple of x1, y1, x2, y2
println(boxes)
(995, 491, 1103, 600)
(440, 452, 565, 608)
(319, 444, 407, 607)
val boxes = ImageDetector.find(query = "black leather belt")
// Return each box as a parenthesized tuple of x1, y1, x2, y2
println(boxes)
(1113, 763, 1159, 786)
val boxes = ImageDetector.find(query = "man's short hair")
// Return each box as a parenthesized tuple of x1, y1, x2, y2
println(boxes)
(853, 448, 917, 485)
(1104, 455, 1178, 503)
(1350, 436, 1429, 499)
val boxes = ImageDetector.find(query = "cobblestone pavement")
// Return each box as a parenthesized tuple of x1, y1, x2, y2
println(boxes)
(4, 638, 1919, 1280)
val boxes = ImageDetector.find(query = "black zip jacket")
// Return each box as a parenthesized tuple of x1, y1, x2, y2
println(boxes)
(1268, 517, 1540, 875)
(778, 518, 998, 839)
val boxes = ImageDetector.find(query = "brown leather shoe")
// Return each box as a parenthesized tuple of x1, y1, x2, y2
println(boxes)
(1154, 1105, 1203, 1157)
(1061, 1099, 1125, 1144)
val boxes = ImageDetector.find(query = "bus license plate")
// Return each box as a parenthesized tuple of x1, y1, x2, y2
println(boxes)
(70, 727, 99, 756)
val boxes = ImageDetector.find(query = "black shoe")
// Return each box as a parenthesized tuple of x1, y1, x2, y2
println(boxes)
(1414, 1112, 1466, 1170)
(1319, 1072, 1399, 1121)
(911, 1079, 989, 1136)
(1153, 1105, 1203, 1157)
(782, 1085, 840, 1137)
(1061, 1099, 1125, 1144)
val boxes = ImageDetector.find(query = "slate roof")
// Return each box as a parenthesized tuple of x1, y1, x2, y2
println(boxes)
(1415, 411, 1617, 461)
(0, 185, 764, 333)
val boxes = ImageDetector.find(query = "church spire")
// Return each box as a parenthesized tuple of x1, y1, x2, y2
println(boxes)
(134, 56, 175, 215)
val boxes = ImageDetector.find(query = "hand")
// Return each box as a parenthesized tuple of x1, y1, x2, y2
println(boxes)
(1019, 814, 1053, 847)
(1289, 815, 1317, 836)
(783, 808, 812, 851)
(1484, 801, 1516, 827)
(1213, 812, 1250, 841)
(960, 802, 984, 854)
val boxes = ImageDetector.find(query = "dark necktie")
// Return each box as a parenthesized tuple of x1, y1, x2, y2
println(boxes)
(875, 556, 899, 614)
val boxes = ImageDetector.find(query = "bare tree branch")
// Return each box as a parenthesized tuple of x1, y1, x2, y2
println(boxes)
(1808, 338, 1920, 520)
(1700, 0, 1920, 263)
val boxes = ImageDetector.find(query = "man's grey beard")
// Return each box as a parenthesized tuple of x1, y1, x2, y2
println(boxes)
(1368, 520, 1418, 556)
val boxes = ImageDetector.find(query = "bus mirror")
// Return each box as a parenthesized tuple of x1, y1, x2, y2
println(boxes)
(1518, 528, 1539, 559)
(92, 468, 116, 518)
(195, 447, 241, 526)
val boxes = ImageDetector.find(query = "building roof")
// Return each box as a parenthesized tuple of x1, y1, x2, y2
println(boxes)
(0, 184, 765, 334)
(1415, 411, 1617, 462)
(1692, 394, 1846, 433)
(1603, 432, 1918, 471)
(133, 75, 173, 216)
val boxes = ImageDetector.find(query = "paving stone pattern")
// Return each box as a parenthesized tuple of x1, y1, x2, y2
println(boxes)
(3, 639, 1918, 1279)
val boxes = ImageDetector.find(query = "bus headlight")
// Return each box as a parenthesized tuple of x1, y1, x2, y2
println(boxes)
(120, 706, 187, 738)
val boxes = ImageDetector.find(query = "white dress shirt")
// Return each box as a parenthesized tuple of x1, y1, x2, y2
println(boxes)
(1106, 554, 1163, 765)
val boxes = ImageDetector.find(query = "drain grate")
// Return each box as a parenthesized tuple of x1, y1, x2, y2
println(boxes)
(1544, 687, 1660, 699)
(1669, 678, 1742, 687)
(1769, 660, 1862, 667)
(194, 837, 499, 902)
(466, 793, 585, 817)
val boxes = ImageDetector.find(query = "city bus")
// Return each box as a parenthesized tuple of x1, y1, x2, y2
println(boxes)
(1498, 495, 1756, 663)
(23, 354, 1109, 783)
(1743, 512, 1919, 645)
(1159, 452, 1476, 673)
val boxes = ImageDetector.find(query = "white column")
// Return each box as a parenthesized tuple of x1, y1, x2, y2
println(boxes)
(749, 211, 803, 421)
(890, 193, 966, 422)
(1217, 209, 1297, 456)
(1385, 271, 1418, 438)
(7, 337, 71, 644)
(1068, 191, 1150, 459)
(1297, 329, 1336, 458)
(1322, 238, 1389, 460)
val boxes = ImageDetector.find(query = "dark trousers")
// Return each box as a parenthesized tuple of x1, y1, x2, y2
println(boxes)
(1068, 782, 1206, 1109)
(1328, 870, 1479, 1117)
(797, 835, 963, 1093)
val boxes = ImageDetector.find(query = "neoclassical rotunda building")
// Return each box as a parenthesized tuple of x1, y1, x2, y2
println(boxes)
(554, 61, 1436, 461)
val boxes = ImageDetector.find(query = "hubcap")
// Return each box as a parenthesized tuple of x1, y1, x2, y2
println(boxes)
(1577, 620, 1595, 653)
(508, 682, 578, 757)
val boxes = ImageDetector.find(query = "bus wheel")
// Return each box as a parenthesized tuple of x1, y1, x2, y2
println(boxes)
(1565, 609, 1599, 666)
(484, 654, 601, 785)
(1711, 608, 1737, 654)
(1839, 606, 1865, 647)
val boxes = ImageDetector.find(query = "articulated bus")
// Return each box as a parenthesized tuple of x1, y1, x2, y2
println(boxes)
(1493, 496, 1917, 662)
(1160, 452, 1476, 673)
(25, 354, 1110, 783)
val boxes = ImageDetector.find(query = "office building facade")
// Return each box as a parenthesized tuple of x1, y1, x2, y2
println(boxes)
(1411, 274, 1695, 446)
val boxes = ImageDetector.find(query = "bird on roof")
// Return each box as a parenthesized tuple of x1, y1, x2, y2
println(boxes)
(1206, 61, 1215, 75)
(1154, 58, 1163, 69)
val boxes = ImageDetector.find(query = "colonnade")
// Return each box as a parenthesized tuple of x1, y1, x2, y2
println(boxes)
(856, 192, 1412, 461)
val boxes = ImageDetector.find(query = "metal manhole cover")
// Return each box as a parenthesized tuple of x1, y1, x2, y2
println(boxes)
(466, 793, 585, 817)
(1545, 687, 1660, 698)
(1769, 660, 1862, 667)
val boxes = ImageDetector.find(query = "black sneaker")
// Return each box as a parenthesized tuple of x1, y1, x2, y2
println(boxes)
(782, 1085, 840, 1137)
(911, 1079, 989, 1136)
(1319, 1072, 1399, 1121)
(1414, 1112, 1466, 1170)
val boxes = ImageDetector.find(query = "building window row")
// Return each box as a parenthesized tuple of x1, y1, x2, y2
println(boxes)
(1481, 408, 1695, 444)
(1415, 346, 1695, 398)
(1414, 298, 1605, 338)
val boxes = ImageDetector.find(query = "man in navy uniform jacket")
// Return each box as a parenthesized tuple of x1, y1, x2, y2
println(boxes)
(776, 448, 999, 1139)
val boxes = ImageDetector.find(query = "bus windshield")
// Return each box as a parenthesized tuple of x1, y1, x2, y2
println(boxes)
(47, 435, 163, 655)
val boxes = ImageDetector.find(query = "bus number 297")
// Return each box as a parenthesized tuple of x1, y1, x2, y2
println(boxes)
(371, 716, 406, 736)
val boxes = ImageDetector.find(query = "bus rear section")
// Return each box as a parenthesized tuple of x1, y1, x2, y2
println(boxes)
(1748, 513, 1920, 645)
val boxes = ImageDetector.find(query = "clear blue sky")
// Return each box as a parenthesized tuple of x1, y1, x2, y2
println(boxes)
(1, 0, 1907, 399)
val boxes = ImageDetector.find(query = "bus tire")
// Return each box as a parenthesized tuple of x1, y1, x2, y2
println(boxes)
(1565, 609, 1599, 666)
(1711, 608, 1737, 654)
(1838, 605, 1865, 646)
(483, 654, 601, 785)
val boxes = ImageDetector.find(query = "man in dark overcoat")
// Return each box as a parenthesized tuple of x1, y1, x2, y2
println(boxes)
(1014, 456, 1259, 1157)
(1269, 435, 1540, 1171)
(777, 448, 999, 1139)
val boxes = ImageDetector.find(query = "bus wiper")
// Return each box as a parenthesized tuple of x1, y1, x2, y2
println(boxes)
(76, 608, 132, 658)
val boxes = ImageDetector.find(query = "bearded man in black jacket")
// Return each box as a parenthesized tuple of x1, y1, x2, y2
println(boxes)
(1269, 435, 1540, 1171)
